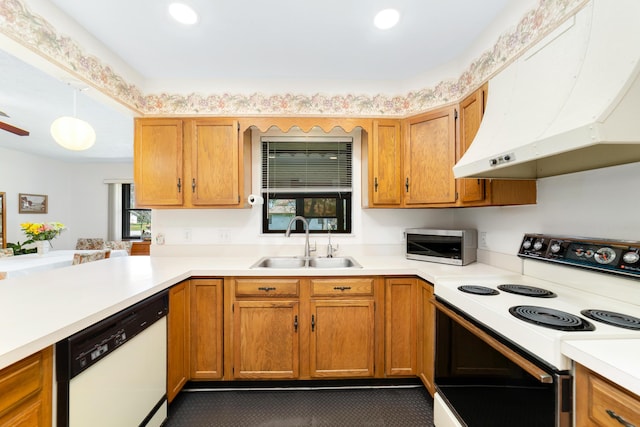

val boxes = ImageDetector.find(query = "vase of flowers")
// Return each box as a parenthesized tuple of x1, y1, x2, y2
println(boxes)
(20, 222, 66, 255)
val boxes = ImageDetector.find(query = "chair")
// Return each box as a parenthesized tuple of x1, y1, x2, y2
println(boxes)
(72, 250, 109, 265)
(0, 248, 14, 257)
(104, 240, 133, 255)
(75, 238, 105, 250)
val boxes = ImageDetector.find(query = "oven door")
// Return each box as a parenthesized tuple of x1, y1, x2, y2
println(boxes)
(434, 299, 572, 427)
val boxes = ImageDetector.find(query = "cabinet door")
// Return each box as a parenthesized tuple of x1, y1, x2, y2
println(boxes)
(190, 279, 223, 379)
(385, 278, 417, 376)
(458, 85, 486, 203)
(233, 301, 299, 379)
(309, 300, 375, 378)
(167, 281, 189, 402)
(190, 119, 240, 206)
(134, 118, 184, 206)
(404, 107, 457, 205)
(417, 280, 435, 395)
(371, 120, 402, 206)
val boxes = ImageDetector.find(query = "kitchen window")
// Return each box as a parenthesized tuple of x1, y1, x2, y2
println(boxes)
(121, 184, 151, 240)
(261, 137, 352, 234)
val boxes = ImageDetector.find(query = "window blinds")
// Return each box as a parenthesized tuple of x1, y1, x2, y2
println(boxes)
(261, 138, 353, 193)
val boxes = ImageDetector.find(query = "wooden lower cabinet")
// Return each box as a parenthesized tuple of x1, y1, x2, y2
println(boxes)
(0, 347, 53, 426)
(190, 278, 223, 379)
(385, 277, 417, 377)
(417, 280, 436, 395)
(310, 299, 375, 378)
(167, 281, 190, 402)
(233, 301, 300, 379)
(228, 276, 383, 380)
(167, 278, 223, 400)
(576, 363, 640, 427)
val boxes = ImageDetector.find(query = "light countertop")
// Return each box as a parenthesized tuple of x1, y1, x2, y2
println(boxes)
(1, 253, 637, 396)
(561, 338, 640, 396)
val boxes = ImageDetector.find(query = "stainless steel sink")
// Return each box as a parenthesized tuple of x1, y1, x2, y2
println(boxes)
(251, 257, 307, 269)
(251, 256, 362, 269)
(308, 256, 362, 269)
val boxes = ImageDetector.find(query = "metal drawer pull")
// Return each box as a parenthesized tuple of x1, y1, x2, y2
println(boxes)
(606, 409, 636, 427)
(258, 287, 276, 292)
(294, 315, 298, 332)
(333, 286, 352, 291)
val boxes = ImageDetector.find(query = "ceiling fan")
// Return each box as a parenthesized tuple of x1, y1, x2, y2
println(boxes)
(0, 110, 29, 136)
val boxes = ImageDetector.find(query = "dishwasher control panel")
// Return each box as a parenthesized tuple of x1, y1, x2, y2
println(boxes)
(56, 290, 168, 380)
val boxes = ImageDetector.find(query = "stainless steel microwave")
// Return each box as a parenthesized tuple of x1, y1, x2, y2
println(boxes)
(405, 229, 477, 265)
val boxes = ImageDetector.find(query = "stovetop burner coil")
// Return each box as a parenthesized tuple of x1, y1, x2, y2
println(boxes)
(498, 284, 557, 298)
(581, 309, 640, 330)
(509, 305, 595, 331)
(457, 285, 500, 296)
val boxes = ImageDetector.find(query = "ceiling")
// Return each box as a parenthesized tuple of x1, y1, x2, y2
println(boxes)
(0, 0, 524, 162)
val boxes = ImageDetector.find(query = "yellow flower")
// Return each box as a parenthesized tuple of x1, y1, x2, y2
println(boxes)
(20, 222, 66, 241)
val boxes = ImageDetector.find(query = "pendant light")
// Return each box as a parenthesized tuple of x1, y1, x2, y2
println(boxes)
(50, 88, 96, 151)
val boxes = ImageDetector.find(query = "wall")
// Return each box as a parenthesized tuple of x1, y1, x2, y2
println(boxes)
(453, 162, 640, 255)
(151, 126, 455, 257)
(0, 147, 132, 249)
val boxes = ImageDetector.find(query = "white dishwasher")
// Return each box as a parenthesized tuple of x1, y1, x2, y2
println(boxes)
(56, 291, 168, 427)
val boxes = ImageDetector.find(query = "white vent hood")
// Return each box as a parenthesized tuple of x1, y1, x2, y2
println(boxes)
(453, 0, 640, 179)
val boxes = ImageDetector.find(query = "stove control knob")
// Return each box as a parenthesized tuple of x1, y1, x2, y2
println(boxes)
(533, 240, 544, 251)
(584, 249, 594, 258)
(594, 247, 616, 264)
(522, 240, 532, 249)
(623, 251, 640, 264)
(550, 242, 561, 254)
(575, 248, 585, 257)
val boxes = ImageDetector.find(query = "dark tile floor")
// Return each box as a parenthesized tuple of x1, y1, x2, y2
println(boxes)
(165, 386, 434, 427)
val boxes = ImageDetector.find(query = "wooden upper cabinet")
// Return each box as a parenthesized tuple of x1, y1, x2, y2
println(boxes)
(134, 117, 247, 208)
(456, 84, 537, 207)
(404, 106, 457, 205)
(189, 119, 240, 206)
(458, 84, 487, 203)
(134, 119, 184, 206)
(370, 120, 402, 206)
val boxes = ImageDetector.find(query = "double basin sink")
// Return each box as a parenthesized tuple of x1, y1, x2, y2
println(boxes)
(251, 256, 362, 269)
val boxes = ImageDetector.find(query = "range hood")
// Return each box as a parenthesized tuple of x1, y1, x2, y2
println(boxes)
(453, 0, 640, 179)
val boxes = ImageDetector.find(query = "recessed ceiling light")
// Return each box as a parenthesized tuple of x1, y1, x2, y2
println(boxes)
(374, 9, 400, 30)
(169, 3, 198, 25)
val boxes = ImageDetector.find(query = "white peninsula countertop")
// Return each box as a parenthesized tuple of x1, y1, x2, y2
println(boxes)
(1, 253, 637, 397)
(0, 254, 507, 370)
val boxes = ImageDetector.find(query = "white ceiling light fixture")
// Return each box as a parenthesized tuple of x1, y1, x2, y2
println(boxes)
(374, 9, 400, 30)
(50, 88, 96, 151)
(169, 3, 198, 25)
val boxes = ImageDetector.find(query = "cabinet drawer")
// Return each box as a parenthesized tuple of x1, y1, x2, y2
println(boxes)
(235, 279, 300, 297)
(576, 364, 640, 427)
(310, 278, 374, 296)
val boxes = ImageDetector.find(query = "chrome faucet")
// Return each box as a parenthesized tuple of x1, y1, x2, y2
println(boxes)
(285, 216, 315, 259)
(326, 225, 338, 258)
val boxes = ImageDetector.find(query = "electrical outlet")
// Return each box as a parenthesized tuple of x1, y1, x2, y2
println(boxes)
(183, 228, 192, 241)
(479, 231, 487, 248)
(218, 228, 231, 242)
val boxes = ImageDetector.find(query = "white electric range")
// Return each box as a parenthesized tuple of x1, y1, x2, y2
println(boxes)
(432, 234, 640, 427)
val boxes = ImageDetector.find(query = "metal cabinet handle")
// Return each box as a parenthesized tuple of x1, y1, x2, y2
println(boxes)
(374, 177, 378, 192)
(405, 177, 409, 192)
(333, 286, 352, 291)
(311, 314, 315, 332)
(192, 178, 196, 192)
(294, 315, 298, 332)
(177, 178, 182, 192)
(257, 287, 276, 292)
(606, 409, 636, 427)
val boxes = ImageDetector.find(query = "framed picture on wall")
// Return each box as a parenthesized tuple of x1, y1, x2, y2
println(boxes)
(19, 193, 48, 213)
